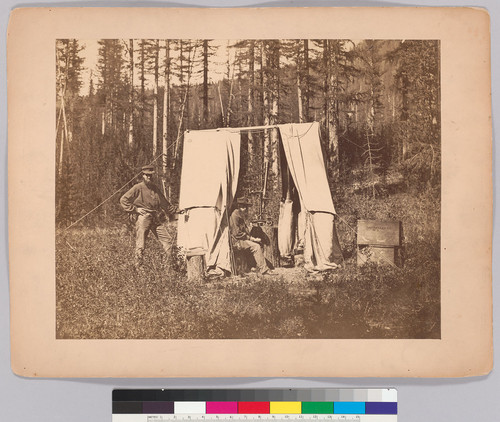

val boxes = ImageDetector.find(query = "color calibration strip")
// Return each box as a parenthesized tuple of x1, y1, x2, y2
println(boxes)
(113, 389, 397, 422)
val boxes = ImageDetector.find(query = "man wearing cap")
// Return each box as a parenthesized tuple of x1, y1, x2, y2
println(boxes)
(229, 197, 272, 275)
(120, 165, 177, 268)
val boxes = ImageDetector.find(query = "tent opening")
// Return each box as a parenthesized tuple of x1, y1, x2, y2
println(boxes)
(177, 121, 343, 275)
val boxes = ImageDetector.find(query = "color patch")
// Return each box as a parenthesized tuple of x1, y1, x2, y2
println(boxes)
(142, 401, 174, 414)
(174, 401, 206, 414)
(206, 402, 238, 414)
(112, 401, 143, 414)
(334, 402, 365, 414)
(270, 401, 301, 414)
(238, 401, 270, 414)
(365, 402, 397, 415)
(301, 402, 334, 414)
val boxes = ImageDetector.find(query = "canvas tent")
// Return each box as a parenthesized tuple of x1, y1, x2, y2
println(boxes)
(177, 129, 240, 273)
(177, 121, 342, 273)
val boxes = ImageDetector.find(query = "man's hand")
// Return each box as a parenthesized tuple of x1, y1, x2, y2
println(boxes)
(250, 236, 261, 243)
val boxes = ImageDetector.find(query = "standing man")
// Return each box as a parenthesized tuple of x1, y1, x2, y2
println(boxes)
(229, 197, 272, 275)
(120, 165, 177, 268)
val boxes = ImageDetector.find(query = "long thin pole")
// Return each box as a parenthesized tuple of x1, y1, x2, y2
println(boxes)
(225, 208, 237, 275)
(189, 123, 284, 133)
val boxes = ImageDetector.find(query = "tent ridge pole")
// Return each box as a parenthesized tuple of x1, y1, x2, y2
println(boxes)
(186, 122, 315, 133)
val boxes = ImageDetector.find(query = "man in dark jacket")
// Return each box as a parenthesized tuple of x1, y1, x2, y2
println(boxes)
(229, 197, 272, 275)
(120, 165, 177, 268)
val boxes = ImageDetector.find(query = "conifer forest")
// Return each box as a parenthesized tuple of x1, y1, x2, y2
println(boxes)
(56, 39, 441, 339)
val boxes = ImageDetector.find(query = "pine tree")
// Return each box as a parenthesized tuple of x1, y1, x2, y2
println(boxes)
(394, 40, 440, 186)
(56, 39, 85, 225)
(126, 39, 134, 148)
(162, 39, 171, 176)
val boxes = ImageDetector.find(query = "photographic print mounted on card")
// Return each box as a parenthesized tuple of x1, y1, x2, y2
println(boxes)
(8, 7, 492, 377)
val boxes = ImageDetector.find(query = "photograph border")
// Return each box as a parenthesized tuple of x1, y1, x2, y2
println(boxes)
(8, 7, 492, 377)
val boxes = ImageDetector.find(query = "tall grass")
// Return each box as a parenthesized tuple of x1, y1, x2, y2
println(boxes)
(56, 190, 440, 339)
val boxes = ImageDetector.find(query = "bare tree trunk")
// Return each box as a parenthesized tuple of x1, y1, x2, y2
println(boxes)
(140, 40, 146, 101)
(217, 81, 225, 126)
(269, 41, 280, 185)
(58, 96, 67, 178)
(138, 40, 146, 153)
(152, 40, 159, 157)
(303, 39, 310, 122)
(365, 104, 377, 199)
(128, 39, 134, 147)
(57, 42, 70, 178)
(174, 42, 198, 168)
(226, 59, 235, 127)
(401, 73, 409, 161)
(202, 40, 209, 125)
(247, 41, 255, 165)
(323, 40, 339, 183)
(262, 42, 270, 168)
(162, 40, 170, 175)
(297, 41, 303, 123)
(323, 40, 329, 132)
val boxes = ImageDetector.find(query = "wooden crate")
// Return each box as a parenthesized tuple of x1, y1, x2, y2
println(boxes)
(357, 220, 402, 266)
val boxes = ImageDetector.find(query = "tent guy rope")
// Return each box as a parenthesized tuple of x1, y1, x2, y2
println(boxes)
(62, 133, 183, 231)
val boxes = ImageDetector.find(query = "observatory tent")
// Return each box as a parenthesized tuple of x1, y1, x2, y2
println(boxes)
(177, 129, 240, 273)
(177, 122, 342, 273)
(279, 122, 341, 271)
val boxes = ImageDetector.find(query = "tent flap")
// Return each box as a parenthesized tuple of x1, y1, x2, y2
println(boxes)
(177, 130, 240, 273)
(178, 122, 341, 274)
(278, 122, 336, 214)
(279, 122, 341, 271)
(278, 199, 295, 257)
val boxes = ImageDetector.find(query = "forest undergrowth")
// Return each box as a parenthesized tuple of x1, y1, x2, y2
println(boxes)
(56, 189, 440, 339)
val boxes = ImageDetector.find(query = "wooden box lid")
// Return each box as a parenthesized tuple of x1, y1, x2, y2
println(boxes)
(357, 219, 401, 246)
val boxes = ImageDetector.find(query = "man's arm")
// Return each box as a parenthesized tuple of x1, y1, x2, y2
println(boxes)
(120, 185, 139, 213)
(230, 212, 249, 241)
(158, 189, 178, 215)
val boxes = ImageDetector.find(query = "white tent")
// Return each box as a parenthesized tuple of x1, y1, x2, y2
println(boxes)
(177, 122, 342, 273)
(177, 129, 240, 273)
(279, 122, 340, 271)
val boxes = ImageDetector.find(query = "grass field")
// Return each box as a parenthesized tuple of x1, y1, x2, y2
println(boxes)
(56, 190, 440, 339)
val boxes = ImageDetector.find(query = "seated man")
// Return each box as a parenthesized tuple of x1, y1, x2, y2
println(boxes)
(229, 197, 272, 275)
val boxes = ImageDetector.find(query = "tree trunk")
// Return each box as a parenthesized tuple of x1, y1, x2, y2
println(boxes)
(153, 40, 159, 157)
(269, 41, 280, 186)
(58, 97, 66, 178)
(323, 40, 329, 130)
(174, 42, 197, 170)
(262, 41, 270, 169)
(297, 41, 303, 123)
(324, 40, 339, 183)
(226, 60, 235, 127)
(202, 40, 209, 125)
(247, 41, 255, 165)
(139, 40, 146, 152)
(401, 73, 409, 161)
(128, 39, 134, 147)
(303, 39, 310, 122)
(162, 40, 170, 176)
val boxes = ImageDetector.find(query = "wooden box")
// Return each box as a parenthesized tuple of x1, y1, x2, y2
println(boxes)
(357, 219, 402, 266)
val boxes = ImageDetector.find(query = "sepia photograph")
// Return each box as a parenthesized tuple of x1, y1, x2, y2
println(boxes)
(55, 38, 441, 340)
